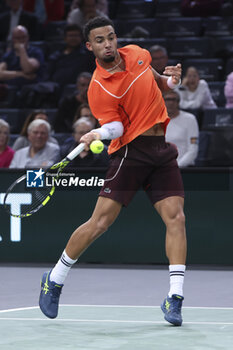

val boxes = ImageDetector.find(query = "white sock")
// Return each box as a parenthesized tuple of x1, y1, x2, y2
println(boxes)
(168, 264, 186, 297)
(50, 250, 78, 284)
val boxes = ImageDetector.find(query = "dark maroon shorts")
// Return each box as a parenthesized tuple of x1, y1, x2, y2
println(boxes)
(99, 135, 184, 207)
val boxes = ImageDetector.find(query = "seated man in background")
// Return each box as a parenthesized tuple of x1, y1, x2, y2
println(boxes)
(12, 109, 58, 151)
(44, 24, 94, 87)
(0, 25, 44, 88)
(54, 72, 92, 133)
(0, 0, 40, 42)
(10, 119, 60, 168)
(67, 0, 108, 28)
(149, 45, 169, 75)
(164, 90, 199, 167)
(61, 117, 109, 168)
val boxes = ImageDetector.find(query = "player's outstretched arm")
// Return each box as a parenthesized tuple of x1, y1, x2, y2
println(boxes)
(80, 121, 124, 150)
(152, 63, 182, 92)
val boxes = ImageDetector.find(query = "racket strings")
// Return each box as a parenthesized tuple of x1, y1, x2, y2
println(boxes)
(4, 163, 65, 217)
(4, 177, 54, 217)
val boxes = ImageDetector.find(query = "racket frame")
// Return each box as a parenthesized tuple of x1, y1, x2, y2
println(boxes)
(3, 143, 85, 218)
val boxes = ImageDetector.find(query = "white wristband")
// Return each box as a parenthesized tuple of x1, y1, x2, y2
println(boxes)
(167, 76, 181, 89)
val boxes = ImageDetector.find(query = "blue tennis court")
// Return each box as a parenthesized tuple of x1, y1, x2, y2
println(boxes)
(1, 265, 233, 349)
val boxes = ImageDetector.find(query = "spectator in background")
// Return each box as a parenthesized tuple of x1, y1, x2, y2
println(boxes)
(61, 117, 109, 168)
(67, 0, 108, 27)
(23, 0, 64, 23)
(177, 66, 217, 111)
(67, 0, 80, 17)
(164, 91, 199, 167)
(10, 119, 60, 168)
(0, 119, 14, 168)
(96, 0, 109, 16)
(73, 103, 99, 127)
(0, 0, 40, 42)
(149, 45, 169, 75)
(54, 72, 92, 133)
(224, 72, 233, 108)
(44, 24, 94, 86)
(0, 25, 44, 88)
(12, 109, 58, 151)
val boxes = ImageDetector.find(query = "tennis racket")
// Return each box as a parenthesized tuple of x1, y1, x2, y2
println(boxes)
(3, 142, 86, 218)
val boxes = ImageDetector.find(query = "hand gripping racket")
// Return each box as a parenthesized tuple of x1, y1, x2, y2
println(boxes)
(3, 142, 86, 218)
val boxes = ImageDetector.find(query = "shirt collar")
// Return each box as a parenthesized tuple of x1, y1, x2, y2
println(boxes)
(95, 49, 127, 79)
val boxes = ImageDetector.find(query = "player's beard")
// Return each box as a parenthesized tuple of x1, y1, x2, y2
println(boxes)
(103, 55, 115, 63)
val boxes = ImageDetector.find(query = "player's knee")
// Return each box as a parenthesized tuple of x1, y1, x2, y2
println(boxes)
(96, 216, 111, 234)
(89, 215, 112, 239)
(176, 210, 185, 226)
(167, 208, 185, 227)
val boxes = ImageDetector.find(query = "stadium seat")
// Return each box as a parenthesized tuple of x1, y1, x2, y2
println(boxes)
(115, 1, 155, 19)
(203, 17, 233, 36)
(208, 82, 226, 107)
(44, 40, 66, 59)
(156, 0, 182, 17)
(225, 58, 233, 76)
(195, 130, 211, 167)
(168, 37, 212, 59)
(61, 84, 76, 100)
(202, 108, 233, 129)
(212, 37, 233, 58)
(117, 37, 168, 50)
(182, 58, 224, 81)
(202, 126, 233, 166)
(8, 134, 19, 147)
(30, 41, 45, 54)
(114, 18, 163, 38)
(43, 109, 58, 127)
(0, 109, 26, 133)
(162, 17, 202, 37)
(53, 133, 72, 146)
(108, 0, 118, 19)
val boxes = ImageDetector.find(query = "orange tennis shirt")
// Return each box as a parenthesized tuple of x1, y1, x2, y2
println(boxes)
(88, 45, 170, 154)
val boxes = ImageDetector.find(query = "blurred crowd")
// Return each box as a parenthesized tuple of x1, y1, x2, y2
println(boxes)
(0, 0, 233, 168)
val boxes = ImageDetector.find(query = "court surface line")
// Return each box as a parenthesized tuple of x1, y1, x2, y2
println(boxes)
(1, 304, 233, 313)
(1, 317, 233, 326)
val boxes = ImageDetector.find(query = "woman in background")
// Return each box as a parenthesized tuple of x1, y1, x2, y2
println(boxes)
(0, 119, 14, 168)
(73, 102, 98, 127)
(177, 66, 217, 111)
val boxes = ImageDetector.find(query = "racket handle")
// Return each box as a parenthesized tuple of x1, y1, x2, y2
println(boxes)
(67, 142, 85, 161)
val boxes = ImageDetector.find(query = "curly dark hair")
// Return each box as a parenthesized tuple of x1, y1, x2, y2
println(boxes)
(83, 16, 114, 42)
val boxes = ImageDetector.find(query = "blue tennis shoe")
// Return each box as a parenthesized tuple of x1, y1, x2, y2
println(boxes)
(39, 270, 63, 319)
(161, 294, 184, 326)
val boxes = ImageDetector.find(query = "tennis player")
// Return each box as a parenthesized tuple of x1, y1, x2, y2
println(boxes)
(39, 17, 186, 326)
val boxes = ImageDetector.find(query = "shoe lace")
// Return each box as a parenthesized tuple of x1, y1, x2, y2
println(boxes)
(171, 298, 182, 313)
(50, 284, 62, 301)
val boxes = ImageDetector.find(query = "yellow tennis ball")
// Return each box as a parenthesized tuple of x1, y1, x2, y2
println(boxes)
(90, 140, 104, 154)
